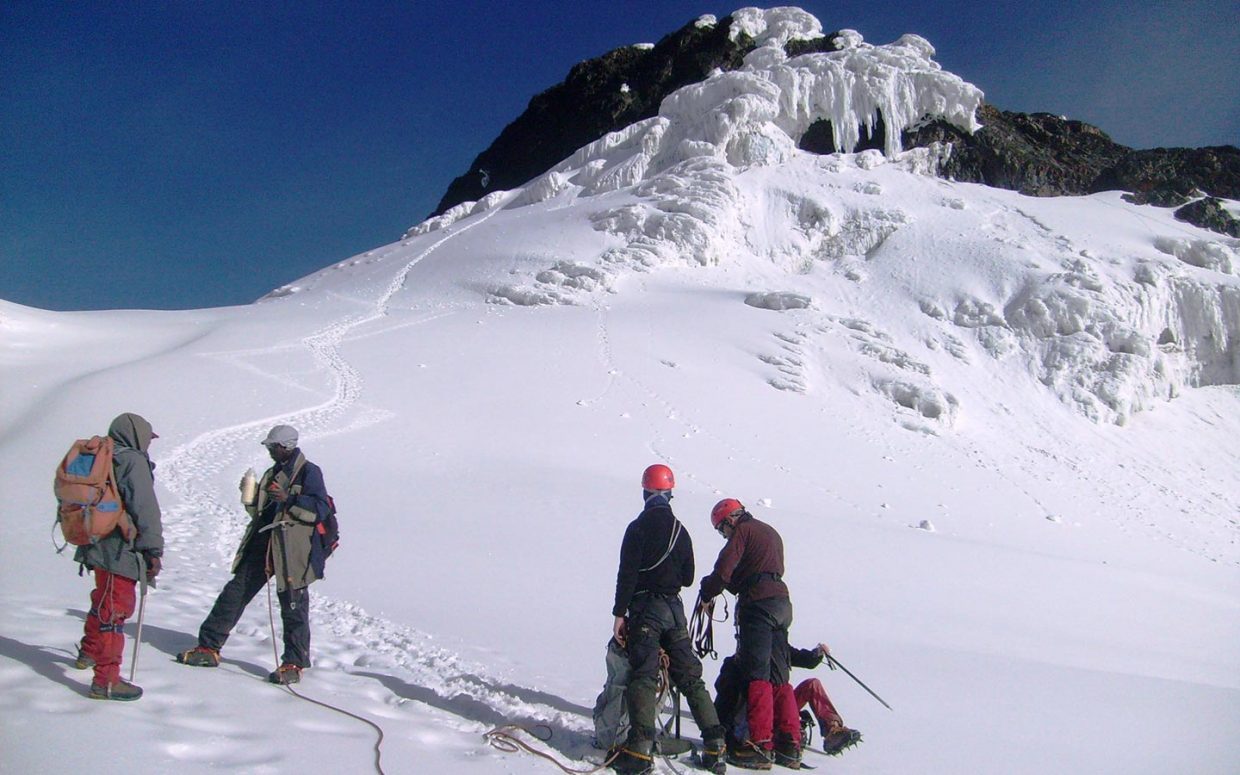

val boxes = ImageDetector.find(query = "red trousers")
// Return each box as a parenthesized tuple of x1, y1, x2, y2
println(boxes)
(746, 679, 803, 749)
(795, 677, 844, 730)
(81, 570, 137, 685)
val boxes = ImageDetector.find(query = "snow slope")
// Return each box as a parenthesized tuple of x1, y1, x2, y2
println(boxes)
(2, 7, 1238, 775)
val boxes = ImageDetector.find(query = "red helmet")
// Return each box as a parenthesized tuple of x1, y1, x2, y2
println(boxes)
(641, 464, 675, 491)
(711, 498, 745, 529)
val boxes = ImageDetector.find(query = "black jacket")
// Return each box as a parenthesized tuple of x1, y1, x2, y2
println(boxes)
(714, 643, 825, 732)
(612, 495, 694, 617)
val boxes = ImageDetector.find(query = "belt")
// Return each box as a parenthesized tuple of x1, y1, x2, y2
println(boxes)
(739, 571, 782, 592)
(632, 589, 682, 601)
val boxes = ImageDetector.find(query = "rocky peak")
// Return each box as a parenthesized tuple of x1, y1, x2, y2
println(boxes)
(432, 15, 759, 216)
(430, 14, 1239, 237)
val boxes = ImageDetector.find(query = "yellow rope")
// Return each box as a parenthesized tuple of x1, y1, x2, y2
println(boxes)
(485, 661, 674, 774)
(483, 725, 619, 775)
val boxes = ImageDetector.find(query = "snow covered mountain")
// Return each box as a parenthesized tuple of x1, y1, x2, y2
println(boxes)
(2, 7, 1237, 774)
(433, 9, 1240, 233)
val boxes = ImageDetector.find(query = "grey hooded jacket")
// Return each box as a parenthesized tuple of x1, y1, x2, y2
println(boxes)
(73, 413, 164, 580)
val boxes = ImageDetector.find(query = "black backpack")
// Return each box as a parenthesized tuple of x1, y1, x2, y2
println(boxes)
(309, 495, 339, 579)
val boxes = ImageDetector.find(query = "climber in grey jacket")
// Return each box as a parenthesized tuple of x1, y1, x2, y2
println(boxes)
(74, 412, 164, 701)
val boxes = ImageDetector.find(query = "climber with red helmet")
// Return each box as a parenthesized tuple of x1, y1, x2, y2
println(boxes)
(609, 464, 727, 774)
(699, 498, 801, 770)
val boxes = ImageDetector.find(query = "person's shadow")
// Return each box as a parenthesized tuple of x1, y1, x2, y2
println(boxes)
(0, 633, 93, 696)
(53, 609, 274, 683)
(354, 670, 599, 760)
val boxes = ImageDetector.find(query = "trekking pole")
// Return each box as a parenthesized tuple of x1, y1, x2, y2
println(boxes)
(129, 561, 149, 683)
(129, 589, 147, 682)
(827, 655, 892, 711)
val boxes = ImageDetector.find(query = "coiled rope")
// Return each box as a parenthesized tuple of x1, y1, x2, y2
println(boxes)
(690, 593, 728, 660)
(484, 657, 674, 773)
(484, 725, 619, 775)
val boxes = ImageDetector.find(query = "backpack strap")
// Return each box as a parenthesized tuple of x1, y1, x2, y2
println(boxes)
(283, 453, 320, 524)
(105, 439, 136, 541)
(640, 518, 683, 573)
(287, 452, 308, 492)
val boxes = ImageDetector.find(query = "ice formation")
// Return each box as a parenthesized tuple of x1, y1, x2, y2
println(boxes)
(396, 7, 1240, 425)
(410, 6, 982, 239)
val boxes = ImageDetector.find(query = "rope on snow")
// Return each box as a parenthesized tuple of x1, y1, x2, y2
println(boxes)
(266, 574, 387, 775)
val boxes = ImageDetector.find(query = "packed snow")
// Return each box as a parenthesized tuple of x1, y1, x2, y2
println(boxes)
(3, 6, 1238, 775)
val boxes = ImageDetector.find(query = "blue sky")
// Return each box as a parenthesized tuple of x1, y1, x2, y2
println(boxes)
(3, 1, 1237, 311)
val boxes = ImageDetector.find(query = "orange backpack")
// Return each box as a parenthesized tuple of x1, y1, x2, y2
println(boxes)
(53, 436, 133, 550)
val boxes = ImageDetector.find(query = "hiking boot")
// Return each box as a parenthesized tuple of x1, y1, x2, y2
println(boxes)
(700, 735, 727, 774)
(73, 642, 95, 670)
(176, 646, 221, 667)
(268, 663, 302, 685)
(727, 741, 773, 771)
(610, 740, 654, 774)
(822, 726, 862, 756)
(89, 680, 143, 701)
(773, 735, 801, 769)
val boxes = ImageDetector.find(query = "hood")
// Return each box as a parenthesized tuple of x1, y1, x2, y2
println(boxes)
(642, 491, 673, 509)
(108, 412, 155, 453)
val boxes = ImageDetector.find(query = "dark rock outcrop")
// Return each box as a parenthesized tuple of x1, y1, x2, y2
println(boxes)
(1121, 185, 1196, 208)
(430, 16, 1240, 237)
(903, 105, 1128, 196)
(432, 16, 757, 216)
(904, 107, 1240, 201)
(1174, 197, 1240, 237)
(900, 107, 1240, 235)
(1096, 147, 1240, 201)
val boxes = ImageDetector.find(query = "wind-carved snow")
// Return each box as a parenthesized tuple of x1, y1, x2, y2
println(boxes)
(1153, 236, 1237, 275)
(916, 230, 1240, 424)
(745, 291, 812, 311)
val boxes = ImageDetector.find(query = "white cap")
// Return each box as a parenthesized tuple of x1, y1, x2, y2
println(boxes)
(261, 424, 299, 449)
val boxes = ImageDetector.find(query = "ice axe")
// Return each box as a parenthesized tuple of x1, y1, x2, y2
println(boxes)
(128, 556, 151, 683)
(827, 654, 892, 711)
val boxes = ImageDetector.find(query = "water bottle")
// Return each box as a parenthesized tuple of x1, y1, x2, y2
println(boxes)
(240, 468, 258, 506)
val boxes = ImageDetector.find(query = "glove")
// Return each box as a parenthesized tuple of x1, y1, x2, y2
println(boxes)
(143, 550, 162, 581)
(267, 481, 289, 503)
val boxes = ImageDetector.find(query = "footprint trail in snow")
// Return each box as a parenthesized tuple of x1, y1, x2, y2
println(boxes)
(151, 200, 601, 764)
